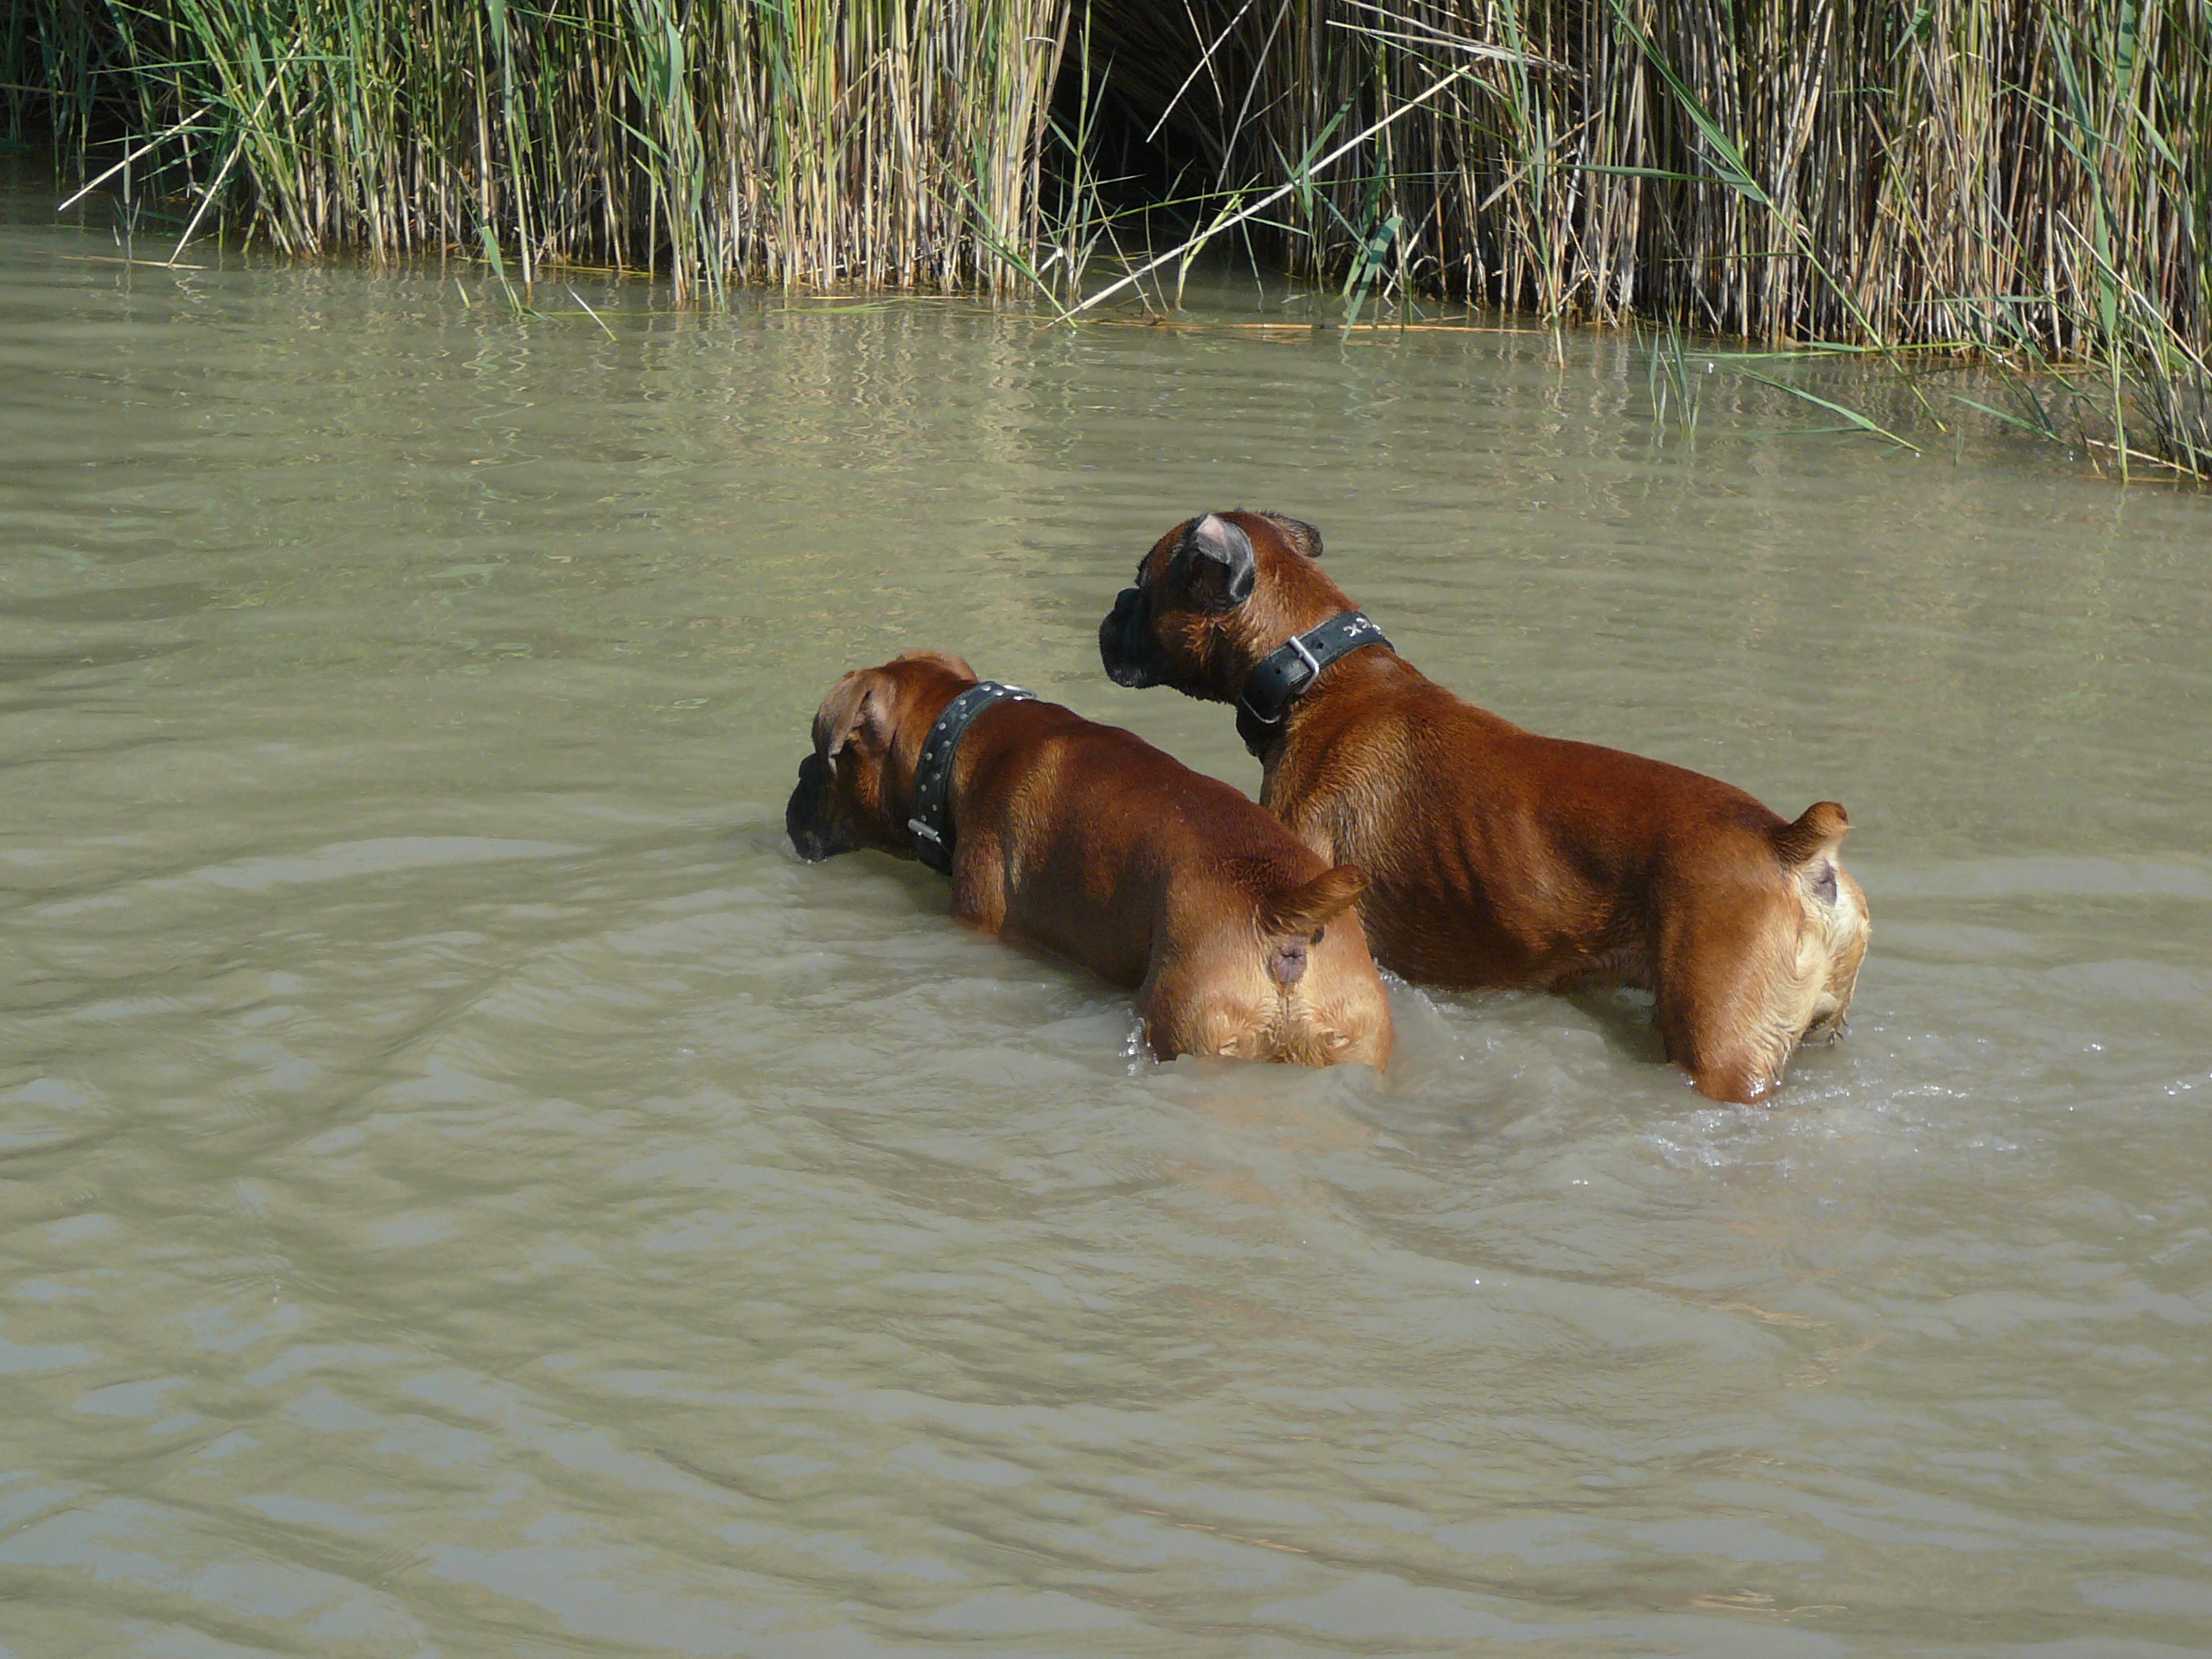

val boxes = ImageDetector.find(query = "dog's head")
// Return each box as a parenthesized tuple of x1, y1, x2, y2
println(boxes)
(1099, 511, 1352, 702)
(785, 651, 977, 862)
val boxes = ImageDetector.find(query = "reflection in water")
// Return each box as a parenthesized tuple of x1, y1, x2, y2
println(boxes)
(3, 176, 2209, 1655)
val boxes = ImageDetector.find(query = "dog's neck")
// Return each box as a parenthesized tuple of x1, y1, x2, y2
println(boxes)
(1231, 622, 1400, 760)
(1213, 580, 1354, 690)
(887, 677, 1036, 871)
(882, 678, 976, 823)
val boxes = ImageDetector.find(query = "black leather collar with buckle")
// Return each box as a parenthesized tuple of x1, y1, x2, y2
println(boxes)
(906, 680, 1033, 875)
(1236, 610, 1390, 752)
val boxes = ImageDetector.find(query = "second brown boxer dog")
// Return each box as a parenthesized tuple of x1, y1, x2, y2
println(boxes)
(1098, 512, 1870, 1103)
(785, 650, 1391, 1069)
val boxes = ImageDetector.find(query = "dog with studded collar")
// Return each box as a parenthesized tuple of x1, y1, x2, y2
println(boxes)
(1097, 512, 1869, 1103)
(785, 650, 1393, 1068)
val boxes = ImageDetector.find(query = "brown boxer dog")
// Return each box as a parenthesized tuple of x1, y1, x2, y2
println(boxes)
(1098, 512, 1870, 1103)
(785, 650, 1392, 1069)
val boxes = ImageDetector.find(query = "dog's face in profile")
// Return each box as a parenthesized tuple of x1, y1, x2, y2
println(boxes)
(785, 652, 976, 862)
(1099, 511, 1342, 701)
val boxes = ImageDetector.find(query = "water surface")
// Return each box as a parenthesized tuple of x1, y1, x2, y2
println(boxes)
(3, 183, 2209, 1656)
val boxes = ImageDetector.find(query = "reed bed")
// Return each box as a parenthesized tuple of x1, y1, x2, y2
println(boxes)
(27, 0, 1067, 295)
(1107, 2, 2202, 342)
(1087, 0, 2209, 474)
(20, 0, 2212, 472)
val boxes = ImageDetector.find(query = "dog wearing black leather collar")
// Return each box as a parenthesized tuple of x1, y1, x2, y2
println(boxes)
(1098, 510, 1870, 1104)
(785, 649, 1393, 1068)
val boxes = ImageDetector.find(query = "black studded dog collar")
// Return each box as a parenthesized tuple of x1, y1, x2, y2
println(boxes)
(906, 681, 1033, 875)
(1237, 611, 1390, 735)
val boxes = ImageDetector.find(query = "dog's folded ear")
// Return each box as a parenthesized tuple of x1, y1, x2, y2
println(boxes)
(812, 670, 895, 767)
(1259, 512, 1324, 559)
(1186, 512, 1257, 607)
(1771, 801, 1850, 867)
(1262, 864, 1368, 937)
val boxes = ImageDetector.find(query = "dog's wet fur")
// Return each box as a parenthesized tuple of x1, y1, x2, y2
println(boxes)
(1100, 512, 1870, 1103)
(787, 651, 1392, 1069)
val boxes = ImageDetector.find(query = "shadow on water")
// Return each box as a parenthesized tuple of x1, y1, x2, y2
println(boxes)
(1560, 985, 1670, 1071)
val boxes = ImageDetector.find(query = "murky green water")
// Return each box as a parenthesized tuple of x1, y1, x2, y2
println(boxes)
(4, 176, 2209, 1656)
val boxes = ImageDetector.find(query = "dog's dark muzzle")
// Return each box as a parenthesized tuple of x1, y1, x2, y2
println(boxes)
(785, 751, 838, 861)
(1098, 586, 1157, 688)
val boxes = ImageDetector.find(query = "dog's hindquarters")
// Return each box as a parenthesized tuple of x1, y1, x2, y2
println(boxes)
(1255, 865, 1392, 1068)
(1138, 863, 1392, 1068)
(1654, 802, 1870, 1102)
(1772, 800, 1870, 1046)
(1802, 861, 1870, 1045)
(955, 714, 1390, 1070)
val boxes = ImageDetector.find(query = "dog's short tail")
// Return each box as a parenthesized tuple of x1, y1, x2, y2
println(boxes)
(1262, 865, 1366, 936)
(1771, 801, 1850, 868)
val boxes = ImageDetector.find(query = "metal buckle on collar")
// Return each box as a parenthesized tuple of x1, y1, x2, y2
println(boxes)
(1242, 634, 1321, 725)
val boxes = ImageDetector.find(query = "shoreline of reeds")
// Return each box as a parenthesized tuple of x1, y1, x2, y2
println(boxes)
(10, 0, 2208, 477)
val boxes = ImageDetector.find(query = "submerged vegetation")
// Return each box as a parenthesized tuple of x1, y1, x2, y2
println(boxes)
(10, 0, 2210, 475)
